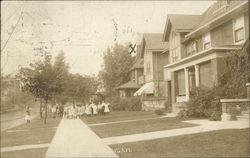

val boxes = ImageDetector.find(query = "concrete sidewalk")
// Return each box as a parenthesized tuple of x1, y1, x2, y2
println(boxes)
(102, 119, 249, 145)
(46, 118, 119, 158)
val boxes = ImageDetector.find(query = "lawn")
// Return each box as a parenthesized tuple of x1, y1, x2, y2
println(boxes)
(110, 128, 250, 158)
(1, 148, 48, 158)
(87, 117, 197, 138)
(81, 110, 160, 124)
(1, 117, 61, 147)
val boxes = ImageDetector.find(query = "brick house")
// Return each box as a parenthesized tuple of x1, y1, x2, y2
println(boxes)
(162, 1, 249, 113)
(134, 33, 169, 110)
(116, 45, 144, 98)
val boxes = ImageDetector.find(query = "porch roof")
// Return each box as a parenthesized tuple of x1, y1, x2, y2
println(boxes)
(134, 82, 154, 96)
(115, 80, 141, 90)
(164, 46, 241, 71)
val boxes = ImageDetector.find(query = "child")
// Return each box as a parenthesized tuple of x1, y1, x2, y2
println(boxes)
(25, 111, 31, 123)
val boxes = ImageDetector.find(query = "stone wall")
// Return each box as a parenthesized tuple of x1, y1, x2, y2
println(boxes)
(220, 99, 250, 121)
(142, 99, 165, 111)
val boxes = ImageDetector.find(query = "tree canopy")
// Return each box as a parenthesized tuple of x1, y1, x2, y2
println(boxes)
(18, 53, 69, 123)
(99, 43, 134, 96)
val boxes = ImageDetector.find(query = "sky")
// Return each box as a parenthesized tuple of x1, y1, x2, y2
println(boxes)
(1, 1, 215, 76)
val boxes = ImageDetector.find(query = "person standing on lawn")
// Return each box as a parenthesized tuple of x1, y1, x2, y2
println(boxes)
(52, 105, 57, 119)
(90, 102, 94, 116)
(25, 110, 31, 123)
(104, 102, 110, 114)
(93, 104, 98, 116)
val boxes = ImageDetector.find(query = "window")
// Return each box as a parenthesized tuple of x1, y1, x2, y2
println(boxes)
(171, 32, 180, 62)
(202, 32, 211, 50)
(132, 71, 135, 81)
(218, 0, 229, 8)
(187, 41, 197, 56)
(200, 62, 213, 88)
(233, 15, 245, 43)
(177, 70, 185, 95)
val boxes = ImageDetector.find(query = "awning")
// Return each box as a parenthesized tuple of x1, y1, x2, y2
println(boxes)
(134, 82, 154, 96)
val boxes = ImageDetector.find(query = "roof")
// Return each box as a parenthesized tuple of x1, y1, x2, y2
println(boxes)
(143, 33, 169, 51)
(115, 80, 141, 90)
(163, 14, 202, 41)
(134, 82, 154, 96)
(168, 14, 202, 30)
(185, 0, 248, 38)
(129, 58, 144, 71)
(195, 1, 245, 29)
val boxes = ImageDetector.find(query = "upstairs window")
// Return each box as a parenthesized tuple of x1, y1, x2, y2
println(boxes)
(187, 41, 197, 56)
(171, 32, 180, 62)
(214, 0, 229, 14)
(202, 32, 211, 50)
(218, 0, 229, 8)
(233, 15, 245, 44)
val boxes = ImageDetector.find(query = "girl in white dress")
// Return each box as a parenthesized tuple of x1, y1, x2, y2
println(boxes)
(104, 102, 110, 114)
(25, 111, 31, 123)
(93, 104, 98, 116)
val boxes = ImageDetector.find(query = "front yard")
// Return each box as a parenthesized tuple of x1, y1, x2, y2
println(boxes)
(110, 128, 250, 158)
(81, 111, 197, 138)
(87, 117, 197, 138)
(1, 117, 61, 158)
(81, 111, 159, 124)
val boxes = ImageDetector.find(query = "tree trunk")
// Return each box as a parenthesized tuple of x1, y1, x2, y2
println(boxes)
(44, 99, 48, 124)
(39, 98, 43, 118)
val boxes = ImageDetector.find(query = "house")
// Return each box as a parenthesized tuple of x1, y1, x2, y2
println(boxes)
(162, 0, 249, 114)
(116, 45, 144, 98)
(134, 33, 169, 110)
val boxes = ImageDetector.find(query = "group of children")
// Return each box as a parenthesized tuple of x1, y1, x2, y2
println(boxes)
(24, 101, 110, 123)
(63, 101, 110, 119)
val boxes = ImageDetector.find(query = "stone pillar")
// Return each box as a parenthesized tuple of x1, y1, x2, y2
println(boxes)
(184, 68, 190, 101)
(221, 101, 230, 121)
(195, 65, 200, 87)
(246, 83, 250, 99)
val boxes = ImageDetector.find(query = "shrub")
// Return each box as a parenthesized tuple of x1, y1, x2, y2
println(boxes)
(154, 109, 165, 115)
(125, 97, 142, 111)
(107, 96, 142, 111)
(178, 88, 222, 120)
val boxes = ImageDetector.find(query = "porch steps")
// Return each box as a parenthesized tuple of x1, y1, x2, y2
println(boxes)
(237, 110, 249, 121)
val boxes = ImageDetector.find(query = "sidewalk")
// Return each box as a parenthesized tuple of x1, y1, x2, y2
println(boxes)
(46, 118, 119, 158)
(102, 119, 249, 145)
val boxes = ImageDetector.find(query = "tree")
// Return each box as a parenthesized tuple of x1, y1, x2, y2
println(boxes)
(58, 73, 99, 104)
(99, 43, 134, 96)
(18, 53, 68, 124)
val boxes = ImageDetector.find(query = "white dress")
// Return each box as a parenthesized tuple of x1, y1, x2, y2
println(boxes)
(104, 104, 110, 113)
(25, 114, 31, 120)
(93, 105, 98, 115)
(85, 105, 90, 115)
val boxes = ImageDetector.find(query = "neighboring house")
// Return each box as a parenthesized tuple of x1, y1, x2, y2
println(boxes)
(134, 33, 169, 110)
(162, 0, 249, 113)
(116, 45, 144, 98)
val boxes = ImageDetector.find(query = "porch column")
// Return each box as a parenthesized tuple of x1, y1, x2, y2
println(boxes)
(184, 68, 190, 101)
(195, 65, 200, 87)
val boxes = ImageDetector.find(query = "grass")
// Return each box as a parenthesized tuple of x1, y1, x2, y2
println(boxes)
(1, 117, 61, 147)
(1, 148, 48, 158)
(83, 112, 196, 138)
(110, 128, 250, 158)
(81, 111, 160, 124)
